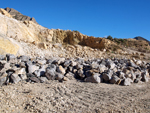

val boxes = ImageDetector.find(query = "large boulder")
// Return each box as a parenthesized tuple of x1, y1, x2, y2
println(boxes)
(99, 64, 107, 73)
(45, 67, 56, 80)
(27, 64, 39, 74)
(110, 76, 121, 84)
(10, 74, 21, 84)
(84, 73, 101, 83)
(122, 78, 133, 86)
(102, 70, 113, 82)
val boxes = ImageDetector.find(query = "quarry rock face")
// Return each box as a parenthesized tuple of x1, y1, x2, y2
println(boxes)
(0, 8, 12, 18)
(83, 36, 111, 49)
(0, 13, 53, 44)
(4, 7, 38, 24)
(0, 9, 112, 51)
(0, 7, 149, 60)
(0, 36, 20, 55)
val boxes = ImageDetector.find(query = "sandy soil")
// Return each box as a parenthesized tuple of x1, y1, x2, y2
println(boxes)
(0, 79, 150, 113)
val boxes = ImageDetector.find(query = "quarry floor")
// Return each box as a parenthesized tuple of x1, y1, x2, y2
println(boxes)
(0, 80, 150, 113)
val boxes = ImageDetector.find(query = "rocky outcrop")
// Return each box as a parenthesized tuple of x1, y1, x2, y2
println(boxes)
(0, 7, 117, 52)
(52, 30, 112, 49)
(1, 7, 149, 58)
(134, 36, 150, 45)
(0, 8, 12, 18)
(0, 12, 112, 51)
(0, 13, 53, 44)
(125, 38, 150, 53)
(4, 7, 38, 24)
(83, 36, 111, 49)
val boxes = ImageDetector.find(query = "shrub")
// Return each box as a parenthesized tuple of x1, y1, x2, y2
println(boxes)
(73, 30, 79, 33)
(107, 35, 113, 40)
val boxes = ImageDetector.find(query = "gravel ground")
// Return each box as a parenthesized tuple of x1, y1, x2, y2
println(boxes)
(0, 80, 150, 113)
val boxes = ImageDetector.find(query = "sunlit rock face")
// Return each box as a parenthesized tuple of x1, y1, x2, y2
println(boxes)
(4, 7, 38, 24)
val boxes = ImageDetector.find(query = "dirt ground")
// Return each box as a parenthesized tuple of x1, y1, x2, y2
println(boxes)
(0, 79, 150, 113)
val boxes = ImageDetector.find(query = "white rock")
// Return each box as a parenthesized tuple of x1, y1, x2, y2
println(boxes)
(11, 74, 21, 84)
(123, 78, 133, 86)
(28, 65, 39, 73)
(20, 74, 27, 80)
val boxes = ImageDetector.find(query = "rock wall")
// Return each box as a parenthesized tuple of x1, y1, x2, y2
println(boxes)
(52, 30, 111, 49)
(0, 11, 115, 55)
(1, 7, 150, 56)
(0, 36, 20, 55)
(0, 13, 53, 44)
(4, 7, 38, 24)
(83, 36, 111, 49)
(0, 8, 12, 18)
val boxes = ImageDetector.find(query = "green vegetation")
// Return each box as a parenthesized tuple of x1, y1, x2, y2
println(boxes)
(113, 38, 126, 44)
(107, 35, 113, 41)
(73, 30, 79, 33)
(106, 35, 127, 45)
(111, 51, 114, 53)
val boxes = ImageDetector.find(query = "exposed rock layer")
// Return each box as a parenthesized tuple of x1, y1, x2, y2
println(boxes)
(0, 8, 150, 60)
(4, 7, 37, 24)
(0, 36, 20, 55)
(0, 8, 12, 18)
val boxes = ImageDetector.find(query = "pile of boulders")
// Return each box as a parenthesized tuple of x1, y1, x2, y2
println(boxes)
(0, 54, 149, 86)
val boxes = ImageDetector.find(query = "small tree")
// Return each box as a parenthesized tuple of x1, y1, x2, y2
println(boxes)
(107, 35, 113, 40)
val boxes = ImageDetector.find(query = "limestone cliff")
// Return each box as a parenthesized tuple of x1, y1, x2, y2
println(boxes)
(4, 7, 38, 24)
(0, 35, 20, 55)
(0, 7, 150, 59)
(0, 11, 112, 51)
(0, 8, 12, 18)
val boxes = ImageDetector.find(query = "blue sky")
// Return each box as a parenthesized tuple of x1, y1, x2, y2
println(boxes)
(1, 0, 150, 40)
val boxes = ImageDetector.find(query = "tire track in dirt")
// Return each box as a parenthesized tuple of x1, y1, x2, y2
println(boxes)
(0, 80, 150, 113)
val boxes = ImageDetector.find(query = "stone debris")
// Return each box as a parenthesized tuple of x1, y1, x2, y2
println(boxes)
(56, 66, 66, 74)
(122, 78, 133, 86)
(0, 54, 149, 86)
(84, 73, 101, 83)
(55, 72, 64, 81)
(10, 74, 21, 84)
